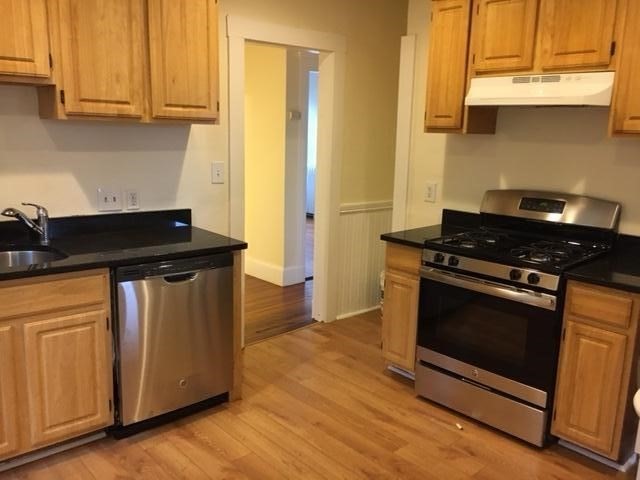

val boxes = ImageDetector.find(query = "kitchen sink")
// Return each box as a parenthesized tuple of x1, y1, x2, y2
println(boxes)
(0, 247, 68, 268)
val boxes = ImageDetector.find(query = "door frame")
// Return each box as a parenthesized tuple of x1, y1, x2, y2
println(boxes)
(226, 16, 346, 323)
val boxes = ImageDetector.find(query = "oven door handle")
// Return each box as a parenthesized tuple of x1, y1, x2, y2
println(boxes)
(420, 267, 557, 311)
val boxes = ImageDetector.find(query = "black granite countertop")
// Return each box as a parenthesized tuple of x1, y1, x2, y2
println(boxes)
(380, 209, 481, 248)
(566, 235, 640, 293)
(0, 209, 247, 281)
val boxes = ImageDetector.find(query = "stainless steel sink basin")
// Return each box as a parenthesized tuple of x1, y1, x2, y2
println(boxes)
(0, 248, 68, 268)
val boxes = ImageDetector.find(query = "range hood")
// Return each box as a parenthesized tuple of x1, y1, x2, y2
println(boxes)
(465, 71, 614, 107)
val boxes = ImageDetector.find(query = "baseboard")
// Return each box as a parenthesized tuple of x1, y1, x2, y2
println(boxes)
(335, 305, 380, 321)
(558, 440, 637, 472)
(245, 256, 304, 287)
(0, 431, 106, 473)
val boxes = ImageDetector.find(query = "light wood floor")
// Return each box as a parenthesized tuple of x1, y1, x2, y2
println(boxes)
(5, 311, 634, 479)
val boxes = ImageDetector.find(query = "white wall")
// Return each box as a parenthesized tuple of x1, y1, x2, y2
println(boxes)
(0, 86, 228, 232)
(406, 0, 640, 235)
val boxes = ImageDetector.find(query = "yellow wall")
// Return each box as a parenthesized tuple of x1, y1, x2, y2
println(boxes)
(244, 43, 287, 268)
(0, 0, 407, 235)
(406, 0, 640, 235)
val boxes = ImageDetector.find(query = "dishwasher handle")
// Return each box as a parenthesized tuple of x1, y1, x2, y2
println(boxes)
(162, 271, 199, 284)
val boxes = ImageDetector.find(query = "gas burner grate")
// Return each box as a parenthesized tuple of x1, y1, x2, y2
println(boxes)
(510, 241, 586, 265)
(442, 230, 507, 249)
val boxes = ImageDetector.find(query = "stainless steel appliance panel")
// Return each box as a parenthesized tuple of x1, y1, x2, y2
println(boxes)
(415, 362, 547, 447)
(118, 260, 233, 426)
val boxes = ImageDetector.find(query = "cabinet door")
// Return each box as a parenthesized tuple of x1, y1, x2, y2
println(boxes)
(57, 0, 145, 117)
(148, 0, 219, 120)
(0, 326, 20, 460)
(552, 320, 626, 456)
(611, 0, 640, 134)
(425, 0, 471, 130)
(23, 310, 113, 449)
(0, 0, 50, 77)
(472, 0, 538, 73)
(539, 0, 618, 70)
(382, 271, 419, 371)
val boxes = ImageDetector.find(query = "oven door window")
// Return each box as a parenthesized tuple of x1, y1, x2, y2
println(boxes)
(417, 278, 560, 392)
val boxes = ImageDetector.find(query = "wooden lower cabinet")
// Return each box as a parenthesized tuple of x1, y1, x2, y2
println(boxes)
(552, 281, 640, 460)
(382, 243, 422, 372)
(552, 320, 626, 454)
(0, 325, 20, 459)
(382, 271, 420, 371)
(23, 310, 112, 449)
(0, 270, 113, 462)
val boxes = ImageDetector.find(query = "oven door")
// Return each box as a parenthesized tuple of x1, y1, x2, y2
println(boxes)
(417, 267, 561, 407)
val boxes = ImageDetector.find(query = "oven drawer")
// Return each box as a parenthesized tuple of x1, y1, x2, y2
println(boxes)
(415, 362, 548, 446)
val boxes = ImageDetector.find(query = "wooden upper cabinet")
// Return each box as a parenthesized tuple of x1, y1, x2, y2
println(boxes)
(23, 310, 113, 449)
(611, 0, 640, 134)
(472, 0, 538, 73)
(56, 0, 145, 117)
(0, 326, 20, 460)
(0, 0, 50, 77)
(539, 0, 618, 70)
(147, 0, 219, 121)
(425, 0, 471, 130)
(552, 320, 627, 456)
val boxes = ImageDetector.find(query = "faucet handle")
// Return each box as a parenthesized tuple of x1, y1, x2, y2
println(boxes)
(21, 202, 48, 216)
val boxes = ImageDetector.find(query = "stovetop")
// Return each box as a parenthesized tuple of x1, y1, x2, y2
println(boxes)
(425, 227, 611, 273)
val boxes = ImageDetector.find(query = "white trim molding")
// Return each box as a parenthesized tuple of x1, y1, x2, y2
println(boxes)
(245, 257, 305, 287)
(226, 15, 347, 323)
(340, 200, 393, 214)
(391, 35, 417, 231)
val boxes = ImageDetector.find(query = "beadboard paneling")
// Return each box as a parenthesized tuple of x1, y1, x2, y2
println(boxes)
(336, 202, 392, 319)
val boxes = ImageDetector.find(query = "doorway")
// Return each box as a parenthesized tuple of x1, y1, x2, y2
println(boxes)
(227, 17, 346, 343)
(242, 42, 318, 344)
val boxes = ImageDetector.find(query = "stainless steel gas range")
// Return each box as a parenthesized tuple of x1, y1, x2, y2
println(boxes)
(415, 190, 621, 447)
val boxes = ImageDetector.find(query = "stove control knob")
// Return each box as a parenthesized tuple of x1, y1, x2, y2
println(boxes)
(434, 253, 445, 263)
(528, 273, 541, 285)
(509, 269, 522, 281)
(448, 256, 459, 267)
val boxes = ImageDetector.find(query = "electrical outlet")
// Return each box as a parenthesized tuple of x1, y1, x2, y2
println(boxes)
(125, 190, 140, 210)
(211, 162, 225, 184)
(97, 188, 122, 212)
(425, 182, 438, 203)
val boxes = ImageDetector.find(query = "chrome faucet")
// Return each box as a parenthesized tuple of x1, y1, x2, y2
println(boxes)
(1, 203, 50, 245)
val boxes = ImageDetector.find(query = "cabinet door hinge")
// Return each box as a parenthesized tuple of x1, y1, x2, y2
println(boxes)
(106, 317, 110, 331)
(48, 53, 53, 69)
(109, 399, 113, 412)
(561, 327, 566, 342)
(472, 53, 476, 65)
(610, 41, 617, 57)
(217, 101, 220, 112)
(476, 3, 480, 14)
(60, 90, 65, 105)
(430, 11, 433, 22)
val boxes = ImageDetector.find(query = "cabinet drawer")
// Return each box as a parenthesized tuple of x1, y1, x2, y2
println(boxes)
(566, 282, 634, 330)
(0, 270, 108, 321)
(385, 243, 422, 277)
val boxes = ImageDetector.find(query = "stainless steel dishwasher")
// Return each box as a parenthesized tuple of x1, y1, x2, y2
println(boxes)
(116, 253, 233, 427)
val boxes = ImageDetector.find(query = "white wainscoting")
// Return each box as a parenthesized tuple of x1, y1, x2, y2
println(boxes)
(336, 201, 393, 320)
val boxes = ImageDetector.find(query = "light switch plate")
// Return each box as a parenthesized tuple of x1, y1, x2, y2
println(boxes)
(425, 182, 438, 203)
(125, 190, 140, 210)
(97, 188, 122, 212)
(211, 162, 225, 184)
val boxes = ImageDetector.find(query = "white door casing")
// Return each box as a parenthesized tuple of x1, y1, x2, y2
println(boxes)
(226, 16, 346, 324)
